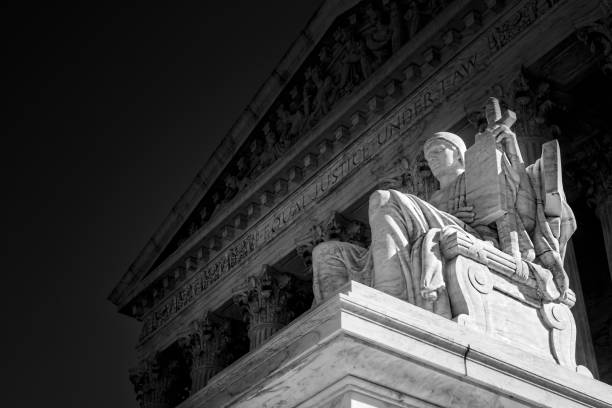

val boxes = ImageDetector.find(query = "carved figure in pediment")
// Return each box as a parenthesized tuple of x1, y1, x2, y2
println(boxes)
(333, 25, 372, 95)
(364, 6, 392, 66)
(210, 191, 222, 217)
(304, 64, 335, 123)
(247, 139, 264, 179)
(403, 1, 420, 40)
(198, 205, 210, 225)
(313, 98, 577, 319)
(274, 107, 289, 143)
(384, 0, 405, 52)
(274, 106, 294, 148)
(235, 156, 250, 190)
(223, 174, 238, 203)
(257, 124, 281, 172)
(287, 87, 306, 138)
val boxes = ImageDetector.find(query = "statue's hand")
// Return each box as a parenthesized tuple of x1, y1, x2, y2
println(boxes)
(452, 205, 475, 225)
(491, 124, 520, 159)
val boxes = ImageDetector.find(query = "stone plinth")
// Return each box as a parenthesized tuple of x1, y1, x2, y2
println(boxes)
(177, 282, 612, 408)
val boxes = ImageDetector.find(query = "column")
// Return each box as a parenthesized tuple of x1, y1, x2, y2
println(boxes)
(564, 240, 600, 377)
(130, 355, 171, 408)
(187, 312, 244, 394)
(234, 265, 306, 350)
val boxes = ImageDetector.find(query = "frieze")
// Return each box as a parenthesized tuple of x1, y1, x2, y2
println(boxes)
(139, 0, 560, 342)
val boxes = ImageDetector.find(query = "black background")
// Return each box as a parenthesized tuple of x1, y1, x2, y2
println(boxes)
(4, 2, 322, 407)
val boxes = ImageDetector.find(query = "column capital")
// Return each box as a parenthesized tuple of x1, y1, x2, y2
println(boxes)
(233, 265, 310, 349)
(186, 311, 247, 393)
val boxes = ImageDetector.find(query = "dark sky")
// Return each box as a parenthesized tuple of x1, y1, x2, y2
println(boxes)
(4, 3, 322, 407)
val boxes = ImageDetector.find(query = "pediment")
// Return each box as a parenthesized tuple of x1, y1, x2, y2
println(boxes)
(110, 0, 596, 317)
(109, 0, 460, 311)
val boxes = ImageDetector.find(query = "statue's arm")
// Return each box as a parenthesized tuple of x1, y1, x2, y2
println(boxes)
(493, 124, 525, 173)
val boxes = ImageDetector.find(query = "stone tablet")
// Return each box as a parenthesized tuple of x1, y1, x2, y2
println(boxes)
(465, 131, 508, 226)
(541, 139, 566, 238)
(465, 97, 517, 226)
(542, 139, 565, 218)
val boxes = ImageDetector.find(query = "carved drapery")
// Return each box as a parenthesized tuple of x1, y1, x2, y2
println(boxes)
(234, 265, 310, 349)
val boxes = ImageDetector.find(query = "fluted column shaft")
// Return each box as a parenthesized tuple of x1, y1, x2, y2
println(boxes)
(564, 240, 599, 377)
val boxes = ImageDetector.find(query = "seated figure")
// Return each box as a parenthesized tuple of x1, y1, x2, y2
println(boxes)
(312, 125, 576, 319)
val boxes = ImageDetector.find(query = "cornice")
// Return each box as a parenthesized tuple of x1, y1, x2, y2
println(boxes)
(110, 0, 605, 322)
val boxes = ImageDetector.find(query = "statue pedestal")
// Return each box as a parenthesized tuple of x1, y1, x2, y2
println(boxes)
(177, 281, 612, 408)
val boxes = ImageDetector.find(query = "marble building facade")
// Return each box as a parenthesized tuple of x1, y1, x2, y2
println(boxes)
(109, 0, 612, 406)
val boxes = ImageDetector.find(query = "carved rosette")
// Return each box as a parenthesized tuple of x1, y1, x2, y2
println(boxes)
(234, 265, 309, 349)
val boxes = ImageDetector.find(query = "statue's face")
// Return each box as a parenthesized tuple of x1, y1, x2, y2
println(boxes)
(424, 139, 462, 180)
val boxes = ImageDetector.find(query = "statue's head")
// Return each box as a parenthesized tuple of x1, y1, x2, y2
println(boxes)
(423, 132, 466, 180)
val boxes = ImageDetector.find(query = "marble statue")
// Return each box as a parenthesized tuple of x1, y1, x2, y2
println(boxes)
(312, 107, 576, 319)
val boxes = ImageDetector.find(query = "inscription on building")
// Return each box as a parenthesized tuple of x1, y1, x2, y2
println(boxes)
(139, 0, 557, 341)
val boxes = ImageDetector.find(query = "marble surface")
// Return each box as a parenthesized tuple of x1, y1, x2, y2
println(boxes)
(177, 282, 612, 408)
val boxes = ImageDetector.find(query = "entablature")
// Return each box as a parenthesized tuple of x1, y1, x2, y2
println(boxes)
(112, 0, 486, 315)
(113, 0, 606, 360)
(129, 0, 608, 356)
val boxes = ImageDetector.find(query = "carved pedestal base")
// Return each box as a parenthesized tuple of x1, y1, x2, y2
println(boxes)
(441, 227, 589, 374)
(176, 282, 612, 408)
